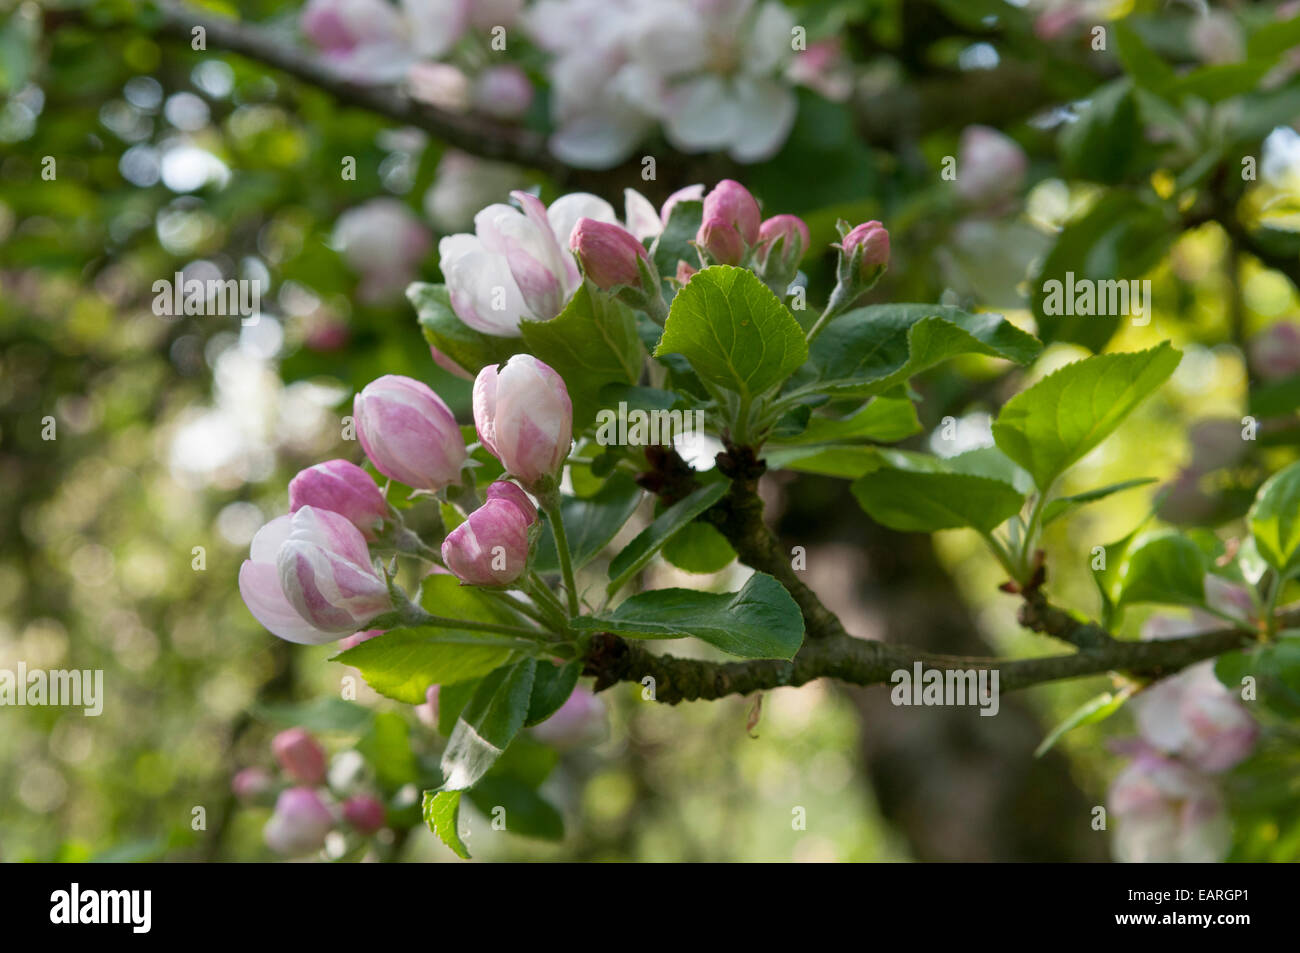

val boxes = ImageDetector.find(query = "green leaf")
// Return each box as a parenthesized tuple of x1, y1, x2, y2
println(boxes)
(1248, 462, 1300, 576)
(661, 521, 736, 574)
(520, 281, 644, 429)
(440, 659, 537, 791)
(1031, 194, 1175, 350)
(651, 199, 703, 280)
(251, 697, 374, 735)
(991, 343, 1181, 492)
(764, 445, 887, 479)
(851, 467, 1026, 534)
(773, 394, 920, 446)
(606, 481, 728, 595)
(437, 678, 480, 736)
(656, 265, 807, 401)
(358, 711, 419, 789)
(409, 283, 517, 377)
(1041, 478, 1158, 526)
(1059, 78, 1140, 184)
(466, 778, 565, 841)
(573, 572, 804, 660)
(422, 790, 471, 860)
(1114, 530, 1207, 608)
(533, 472, 643, 573)
(525, 659, 581, 727)
(1034, 687, 1134, 758)
(1216, 638, 1300, 718)
(810, 304, 1041, 397)
(333, 575, 523, 704)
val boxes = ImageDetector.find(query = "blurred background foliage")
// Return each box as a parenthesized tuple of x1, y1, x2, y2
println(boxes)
(1, 0, 1299, 861)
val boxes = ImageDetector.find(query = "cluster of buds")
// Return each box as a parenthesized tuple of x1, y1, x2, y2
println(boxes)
(239, 355, 574, 644)
(234, 727, 387, 858)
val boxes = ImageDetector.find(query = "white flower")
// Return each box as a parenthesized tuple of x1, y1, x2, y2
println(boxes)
(332, 199, 431, 303)
(438, 189, 659, 334)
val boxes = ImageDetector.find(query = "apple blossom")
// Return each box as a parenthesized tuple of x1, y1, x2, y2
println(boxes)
(272, 727, 329, 785)
(276, 506, 391, 635)
(353, 374, 468, 491)
(289, 459, 388, 540)
(342, 794, 387, 835)
(338, 628, 384, 651)
(955, 125, 1028, 206)
(473, 355, 573, 489)
(416, 684, 441, 727)
(442, 481, 537, 586)
(1132, 661, 1258, 774)
(240, 515, 347, 645)
(1107, 747, 1231, 863)
(473, 64, 535, 120)
(569, 217, 652, 291)
(531, 686, 608, 748)
(232, 767, 273, 804)
(264, 787, 334, 857)
(424, 151, 525, 233)
(332, 199, 432, 304)
(754, 213, 810, 284)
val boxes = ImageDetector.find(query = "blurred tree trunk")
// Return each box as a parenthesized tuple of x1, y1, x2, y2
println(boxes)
(772, 474, 1106, 861)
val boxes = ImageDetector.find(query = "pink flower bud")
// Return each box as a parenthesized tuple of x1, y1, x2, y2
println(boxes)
(756, 214, 810, 271)
(697, 217, 747, 266)
(1133, 661, 1258, 774)
(473, 355, 573, 488)
(429, 343, 476, 381)
(474, 64, 534, 120)
(232, 767, 273, 804)
(569, 217, 650, 290)
(289, 459, 388, 540)
(240, 515, 351, 645)
(660, 183, 705, 226)
(273, 727, 329, 785)
(841, 220, 890, 271)
(264, 787, 334, 857)
(701, 179, 761, 246)
(1249, 322, 1300, 380)
(531, 686, 607, 748)
(676, 260, 698, 285)
(276, 506, 391, 635)
(956, 125, 1028, 205)
(354, 374, 468, 491)
(442, 481, 537, 586)
(342, 794, 386, 835)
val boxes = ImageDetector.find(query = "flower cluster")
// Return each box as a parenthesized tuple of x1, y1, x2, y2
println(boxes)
(1106, 597, 1260, 863)
(234, 727, 387, 857)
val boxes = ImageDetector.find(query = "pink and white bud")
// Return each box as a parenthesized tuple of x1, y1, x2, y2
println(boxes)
(264, 787, 334, 857)
(696, 179, 761, 263)
(473, 355, 573, 488)
(659, 184, 705, 226)
(1107, 747, 1231, 863)
(439, 190, 585, 335)
(342, 794, 386, 835)
(332, 199, 431, 304)
(300, 0, 409, 83)
(232, 767, 273, 804)
(406, 62, 472, 112)
(474, 64, 534, 120)
(569, 217, 651, 290)
(531, 686, 607, 748)
(442, 481, 537, 586)
(756, 214, 810, 271)
(272, 727, 329, 785)
(354, 374, 468, 491)
(240, 515, 346, 645)
(955, 125, 1028, 205)
(289, 459, 388, 540)
(676, 260, 698, 285)
(840, 220, 890, 272)
(416, 683, 441, 728)
(1133, 661, 1258, 774)
(276, 506, 391, 635)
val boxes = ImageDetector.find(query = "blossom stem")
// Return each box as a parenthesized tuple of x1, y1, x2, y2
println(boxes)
(543, 503, 581, 617)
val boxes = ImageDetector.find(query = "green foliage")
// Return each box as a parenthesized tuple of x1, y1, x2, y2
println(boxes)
(574, 573, 804, 660)
(606, 481, 728, 596)
(440, 659, 537, 792)
(1248, 462, 1300, 576)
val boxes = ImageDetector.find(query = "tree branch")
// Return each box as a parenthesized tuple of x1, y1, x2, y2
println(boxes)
(584, 619, 1255, 705)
